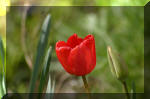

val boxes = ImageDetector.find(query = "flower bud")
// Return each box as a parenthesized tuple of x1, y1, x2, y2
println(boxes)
(107, 46, 128, 82)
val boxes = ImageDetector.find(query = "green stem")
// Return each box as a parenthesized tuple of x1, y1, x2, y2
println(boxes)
(82, 76, 91, 99)
(122, 81, 130, 99)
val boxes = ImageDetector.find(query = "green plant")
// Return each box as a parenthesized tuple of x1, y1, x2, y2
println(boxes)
(29, 14, 55, 98)
(29, 14, 52, 93)
(0, 37, 6, 99)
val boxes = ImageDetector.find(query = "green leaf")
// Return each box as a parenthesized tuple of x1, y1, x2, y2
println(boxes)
(0, 37, 5, 70)
(46, 75, 55, 93)
(131, 82, 136, 99)
(45, 75, 55, 99)
(38, 47, 52, 93)
(0, 37, 6, 98)
(29, 14, 51, 93)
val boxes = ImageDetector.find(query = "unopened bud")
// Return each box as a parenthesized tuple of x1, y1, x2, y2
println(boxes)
(107, 46, 128, 82)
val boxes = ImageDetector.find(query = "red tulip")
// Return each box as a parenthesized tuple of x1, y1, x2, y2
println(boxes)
(55, 34, 96, 76)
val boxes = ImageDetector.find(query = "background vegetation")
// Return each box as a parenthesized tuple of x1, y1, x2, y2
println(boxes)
(0, 0, 145, 96)
(5, 6, 144, 93)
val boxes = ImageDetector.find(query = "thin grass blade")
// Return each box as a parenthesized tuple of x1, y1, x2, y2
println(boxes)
(0, 37, 6, 98)
(45, 75, 55, 99)
(131, 81, 136, 99)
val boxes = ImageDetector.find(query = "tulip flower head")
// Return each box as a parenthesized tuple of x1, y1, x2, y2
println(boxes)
(56, 34, 96, 76)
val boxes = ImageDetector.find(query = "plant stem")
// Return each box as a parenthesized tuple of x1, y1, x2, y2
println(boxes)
(82, 76, 91, 99)
(122, 81, 130, 99)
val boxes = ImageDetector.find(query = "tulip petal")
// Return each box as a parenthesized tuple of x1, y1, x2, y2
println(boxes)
(84, 35, 96, 63)
(68, 35, 96, 76)
(56, 41, 74, 74)
(67, 34, 83, 48)
(56, 41, 68, 49)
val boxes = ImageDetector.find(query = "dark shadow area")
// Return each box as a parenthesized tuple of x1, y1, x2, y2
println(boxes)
(3, 93, 144, 99)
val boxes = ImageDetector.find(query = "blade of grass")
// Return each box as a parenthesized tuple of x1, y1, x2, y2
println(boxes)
(131, 81, 136, 99)
(0, 38, 5, 72)
(0, 74, 4, 99)
(45, 75, 55, 99)
(29, 14, 51, 93)
(0, 37, 6, 98)
(38, 46, 52, 93)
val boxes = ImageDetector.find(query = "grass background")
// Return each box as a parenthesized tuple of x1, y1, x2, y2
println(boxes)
(4, 6, 144, 93)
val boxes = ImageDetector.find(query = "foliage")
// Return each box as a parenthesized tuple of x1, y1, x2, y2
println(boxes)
(29, 14, 51, 93)
(38, 47, 53, 93)
(5, 6, 144, 93)
(0, 37, 6, 98)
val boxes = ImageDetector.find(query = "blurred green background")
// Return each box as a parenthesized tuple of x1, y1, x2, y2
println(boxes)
(4, 6, 144, 93)
(0, 0, 146, 95)
(10, 0, 149, 6)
